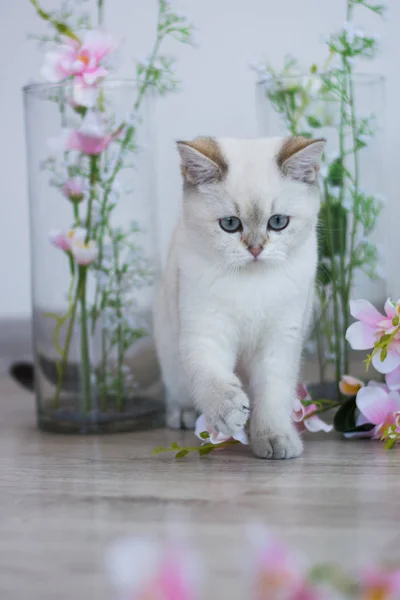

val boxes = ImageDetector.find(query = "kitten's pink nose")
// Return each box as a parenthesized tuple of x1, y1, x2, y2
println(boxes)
(248, 246, 263, 258)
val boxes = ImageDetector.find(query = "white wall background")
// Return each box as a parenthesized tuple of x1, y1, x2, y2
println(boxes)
(0, 0, 399, 317)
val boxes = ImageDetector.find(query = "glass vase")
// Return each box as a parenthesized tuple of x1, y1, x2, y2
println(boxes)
(256, 73, 386, 398)
(23, 80, 164, 433)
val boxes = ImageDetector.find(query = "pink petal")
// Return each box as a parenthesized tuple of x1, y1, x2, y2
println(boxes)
(304, 415, 333, 433)
(233, 428, 249, 445)
(345, 321, 377, 350)
(384, 298, 395, 319)
(296, 383, 310, 402)
(194, 414, 209, 441)
(372, 348, 400, 374)
(349, 299, 384, 326)
(386, 365, 400, 391)
(356, 386, 400, 425)
(292, 398, 306, 423)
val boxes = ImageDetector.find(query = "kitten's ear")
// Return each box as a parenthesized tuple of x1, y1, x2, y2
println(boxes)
(177, 137, 228, 185)
(277, 136, 326, 184)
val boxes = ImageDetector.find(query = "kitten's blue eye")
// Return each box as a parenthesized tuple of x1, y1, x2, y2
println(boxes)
(268, 214, 290, 231)
(219, 217, 242, 233)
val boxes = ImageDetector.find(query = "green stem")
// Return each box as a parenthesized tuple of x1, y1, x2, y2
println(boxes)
(79, 266, 92, 414)
(85, 155, 98, 240)
(73, 202, 80, 226)
(324, 181, 342, 385)
(100, 327, 108, 411)
(29, 0, 80, 41)
(53, 272, 82, 407)
(304, 401, 342, 420)
(113, 238, 124, 411)
(98, 0, 104, 25)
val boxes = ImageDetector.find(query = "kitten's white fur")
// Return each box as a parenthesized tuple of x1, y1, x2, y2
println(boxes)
(153, 136, 324, 459)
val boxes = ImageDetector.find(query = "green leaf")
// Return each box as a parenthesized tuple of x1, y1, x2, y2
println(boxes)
(297, 131, 313, 140)
(175, 450, 189, 459)
(307, 115, 322, 129)
(393, 316, 399, 326)
(327, 158, 345, 187)
(333, 398, 357, 433)
(199, 446, 214, 456)
(199, 431, 210, 439)
(29, 0, 80, 41)
(381, 348, 388, 361)
(171, 442, 179, 449)
(317, 263, 331, 286)
(318, 202, 347, 258)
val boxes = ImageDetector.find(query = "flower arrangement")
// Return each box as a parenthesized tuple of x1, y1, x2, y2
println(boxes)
(334, 298, 400, 448)
(28, 0, 194, 416)
(154, 296, 400, 458)
(252, 0, 385, 389)
(107, 531, 400, 599)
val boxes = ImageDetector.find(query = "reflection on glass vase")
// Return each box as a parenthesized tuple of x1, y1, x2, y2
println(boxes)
(24, 80, 164, 433)
(256, 73, 386, 398)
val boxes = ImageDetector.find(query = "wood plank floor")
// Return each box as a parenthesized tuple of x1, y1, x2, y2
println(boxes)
(0, 376, 399, 600)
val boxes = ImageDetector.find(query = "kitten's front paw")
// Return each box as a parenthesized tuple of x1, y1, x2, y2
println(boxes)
(210, 387, 250, 437)
(251, 427, 303, 460)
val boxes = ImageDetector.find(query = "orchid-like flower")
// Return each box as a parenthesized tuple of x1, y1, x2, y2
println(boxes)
(67, 111, 121, 155)
(48, 227, 87, 252)
(106, 537, 198, 600)
(70, 239, 99, 265)
(48, 227, 98, 265)
(345, 381, 400, 440)
(194, 413, 248, 445)
(248, 531, 333, 600)
(345, 299, 400, 374)
(293, 384, 333, 433)
(62, 176, 87, 203)
(339, 375, 365, 397)
(359, 566, 400, 599)
(41, 31, 116, 107)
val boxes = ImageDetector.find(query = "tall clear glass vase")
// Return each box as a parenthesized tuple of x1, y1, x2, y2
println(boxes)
(256, 74, 386, 397)
(24, 80, 164, 433)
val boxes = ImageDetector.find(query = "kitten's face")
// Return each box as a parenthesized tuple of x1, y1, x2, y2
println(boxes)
(178, 136, 324, 270)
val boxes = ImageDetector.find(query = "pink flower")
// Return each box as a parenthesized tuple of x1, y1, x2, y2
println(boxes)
(106, 538, 198, 600)
(345, 381, 400, 439)
(359, 566, 400, 599)
(346, 299, 400, 374)
(48, 227, 87, 251)
(293, 384, 333, 433)
(339, 374, 364, 396)
(48, 227, 98, 265)
(41, 31, 116, 107)
(70, 239, 99, 265)
(248, 532, 331, 600)
(194, 414, 249, 445)
(67, 112, 120, 155)
(62, 177, 86, 203)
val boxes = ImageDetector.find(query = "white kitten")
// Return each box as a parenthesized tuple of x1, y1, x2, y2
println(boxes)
(153, 136, 325, 459)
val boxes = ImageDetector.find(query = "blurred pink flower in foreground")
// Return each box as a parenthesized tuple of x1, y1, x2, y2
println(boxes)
(249, 531, 333, 600)
(293, 384, 333, 434)
(346, 299, 400, 374)
(359, 566, 400, 599)
(345, 381, 400, 439)
(41, 31, 116, 107)
(62, 176, 87, 203)
(48, 227, 98, 265)
(194, 414, 249, 445)
(107, 537, 198, 600)
(67, 111, 121, 155)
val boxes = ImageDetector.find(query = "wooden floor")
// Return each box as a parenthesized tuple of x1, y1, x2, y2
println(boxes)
(0, 376, 399, 600)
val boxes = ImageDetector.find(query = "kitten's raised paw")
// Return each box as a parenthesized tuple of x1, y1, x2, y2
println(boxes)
(211, 387, 250, 437)
(251, 428, 303, 460)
